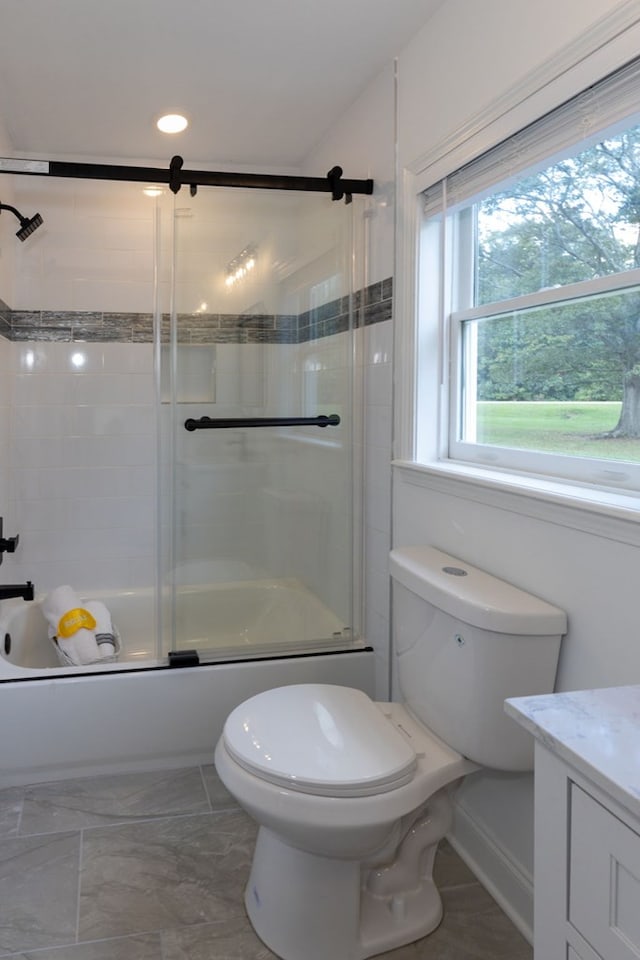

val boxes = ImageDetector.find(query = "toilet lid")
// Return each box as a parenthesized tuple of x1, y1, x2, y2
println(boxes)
(222, 684, 417, 797)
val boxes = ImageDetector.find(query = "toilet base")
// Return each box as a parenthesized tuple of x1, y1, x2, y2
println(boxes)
(244, 816, 446, 960)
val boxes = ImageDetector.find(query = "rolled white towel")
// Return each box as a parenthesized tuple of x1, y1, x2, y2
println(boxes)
(41, 585, 100, 665)
(85, 600, 116, 659)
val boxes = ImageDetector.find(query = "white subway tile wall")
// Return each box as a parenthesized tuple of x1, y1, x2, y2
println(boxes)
(0, 335, 11, 533)
(8, 341, 156, 593)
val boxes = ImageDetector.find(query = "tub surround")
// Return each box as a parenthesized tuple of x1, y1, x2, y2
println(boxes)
(506, 684, 640, 819)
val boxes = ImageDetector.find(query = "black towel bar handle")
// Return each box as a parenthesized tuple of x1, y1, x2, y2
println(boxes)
(184, 414, 341, 432)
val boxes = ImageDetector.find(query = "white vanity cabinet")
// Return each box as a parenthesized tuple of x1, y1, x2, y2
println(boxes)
(505, 686, 640, 960)
(534, 744, 640, 960)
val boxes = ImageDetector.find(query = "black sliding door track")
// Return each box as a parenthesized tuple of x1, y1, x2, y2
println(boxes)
(0, 156, 373, 202)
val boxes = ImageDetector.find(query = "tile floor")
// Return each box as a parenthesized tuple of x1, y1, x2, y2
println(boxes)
(0, 766, 532, 959)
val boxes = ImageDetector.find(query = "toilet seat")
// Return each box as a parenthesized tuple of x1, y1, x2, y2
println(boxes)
(222, 684, 417, 798)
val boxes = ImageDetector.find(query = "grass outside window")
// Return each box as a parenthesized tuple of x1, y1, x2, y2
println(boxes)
(476, 401, 640, 462)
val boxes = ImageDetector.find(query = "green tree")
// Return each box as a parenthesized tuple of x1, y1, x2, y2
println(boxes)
(476, 125, 640, 436)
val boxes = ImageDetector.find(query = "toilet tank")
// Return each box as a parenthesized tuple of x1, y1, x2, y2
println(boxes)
(389, 546, 566, 771)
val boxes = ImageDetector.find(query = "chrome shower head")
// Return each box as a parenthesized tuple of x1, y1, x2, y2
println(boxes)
(0, 202, 43, 241)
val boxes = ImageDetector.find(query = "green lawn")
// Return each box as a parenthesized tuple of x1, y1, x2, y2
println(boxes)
(476, 401, 640, 462)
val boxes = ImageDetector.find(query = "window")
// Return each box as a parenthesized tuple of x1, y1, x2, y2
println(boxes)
(418, 58, 640, 493)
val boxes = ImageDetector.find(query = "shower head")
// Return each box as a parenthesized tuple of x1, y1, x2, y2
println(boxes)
(0, 202, 43, 241)
(15, 212, 43, 241)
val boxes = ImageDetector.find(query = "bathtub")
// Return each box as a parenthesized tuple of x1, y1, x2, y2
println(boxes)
(0, 579, 357, 678)
(0, 580, 374, 787)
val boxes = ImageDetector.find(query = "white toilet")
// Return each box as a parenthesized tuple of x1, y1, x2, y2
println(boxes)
(214, 545, 566, 960)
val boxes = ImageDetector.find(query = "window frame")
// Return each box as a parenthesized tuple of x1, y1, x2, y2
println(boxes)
(446, 247, 640, 492)
(414, 87, 640, 499)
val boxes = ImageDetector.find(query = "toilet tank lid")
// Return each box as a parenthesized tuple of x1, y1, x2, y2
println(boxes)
(390, 546, 567, 635)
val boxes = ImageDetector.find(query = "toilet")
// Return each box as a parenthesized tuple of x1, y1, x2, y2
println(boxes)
(214, 545, 566, 960)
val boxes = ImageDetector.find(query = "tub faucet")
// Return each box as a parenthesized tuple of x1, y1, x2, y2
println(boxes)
(0, 581, 34, 601)
(0, 517, 20, 566)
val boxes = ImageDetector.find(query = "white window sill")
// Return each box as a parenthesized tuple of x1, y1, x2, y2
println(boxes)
(392, 459, 640, 547)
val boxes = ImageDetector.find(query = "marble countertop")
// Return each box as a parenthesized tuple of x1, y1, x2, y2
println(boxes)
(506, 685, 640, 820)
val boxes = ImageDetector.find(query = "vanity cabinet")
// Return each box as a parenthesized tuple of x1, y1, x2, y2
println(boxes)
(534, 744, 640, 960)
(505, 687, 640, 960)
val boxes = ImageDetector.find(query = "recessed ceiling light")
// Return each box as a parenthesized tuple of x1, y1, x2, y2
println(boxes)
(157, 113, 188, 134)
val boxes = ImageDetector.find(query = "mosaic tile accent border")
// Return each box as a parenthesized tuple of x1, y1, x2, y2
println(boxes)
(5, 278, 392, 344)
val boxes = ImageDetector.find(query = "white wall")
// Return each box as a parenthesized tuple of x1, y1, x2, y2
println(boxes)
(397, 0, 620, 170)
(392, 0, 640, 937)
(307, 0, 639, 940)
(305, 61, 396, 285)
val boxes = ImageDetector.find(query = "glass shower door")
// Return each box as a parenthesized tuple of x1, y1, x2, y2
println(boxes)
(159, 188, 361, 662)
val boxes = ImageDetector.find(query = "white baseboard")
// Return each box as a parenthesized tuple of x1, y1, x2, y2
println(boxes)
(447, 798, 534, 945)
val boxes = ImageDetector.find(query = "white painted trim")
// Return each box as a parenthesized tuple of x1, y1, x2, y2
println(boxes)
(393, 460, 640, 546)
(453, 267, 640, 323)
(393, 169, 420, 461)
(448, 796, 534, 945)
(409, 0, 640, 190)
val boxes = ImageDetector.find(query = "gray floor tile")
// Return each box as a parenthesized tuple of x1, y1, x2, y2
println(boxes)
(0, 832, 80, 956)
(5, 933, 161, 959)
(200, 764, 239, 811)
(412, 882, 532, 960)
(377, 944, 422, 959)
(78, 810, 256, 942)
(0, 788, 23, 838)
(433, 839, 479, 889)
(0, 766, 531, 960)
(162, 917, 278, 959)
(20, 768, 210, 834)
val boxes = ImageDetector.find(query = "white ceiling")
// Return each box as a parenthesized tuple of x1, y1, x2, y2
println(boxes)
(0, 0, 442, 168)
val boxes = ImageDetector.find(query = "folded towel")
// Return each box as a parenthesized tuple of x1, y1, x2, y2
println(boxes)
(42, 585, 101, 665)
(85, 600, 116, 659)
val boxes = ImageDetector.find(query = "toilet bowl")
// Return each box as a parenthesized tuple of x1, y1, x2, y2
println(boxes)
(215, 546, 567, 960)
(215, 688, 476, 960)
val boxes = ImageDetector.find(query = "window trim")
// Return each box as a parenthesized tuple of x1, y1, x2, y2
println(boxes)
(453, 269, 640, 326)
(392, 457, 640, 548)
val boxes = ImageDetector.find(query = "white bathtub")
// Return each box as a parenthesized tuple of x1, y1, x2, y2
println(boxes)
(0, 580, 374, 787)
(0, 578, 355, 678)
